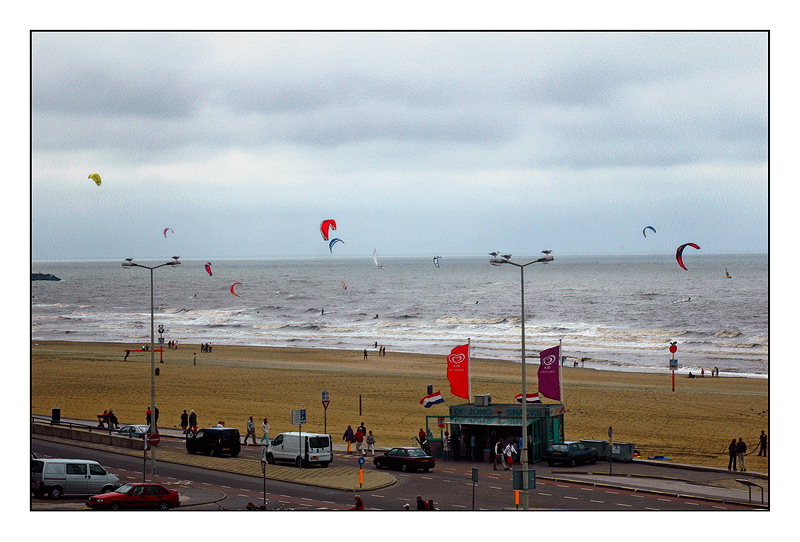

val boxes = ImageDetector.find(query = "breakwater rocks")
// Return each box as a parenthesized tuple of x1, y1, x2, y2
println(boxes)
(32, 273, 61, 281)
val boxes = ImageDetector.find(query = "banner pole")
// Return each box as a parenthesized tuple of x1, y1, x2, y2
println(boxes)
(467, 338, 472, 403)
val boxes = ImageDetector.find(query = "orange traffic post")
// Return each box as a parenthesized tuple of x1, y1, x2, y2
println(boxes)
(515, 489, 519, 509)
(359, 467, 363, 488)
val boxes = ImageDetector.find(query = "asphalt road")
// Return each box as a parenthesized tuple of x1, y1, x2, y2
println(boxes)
(32, 438, 759, 511)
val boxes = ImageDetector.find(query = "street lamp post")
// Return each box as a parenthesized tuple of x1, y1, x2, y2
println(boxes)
(490, 251, 553, 511)
(122, 256, 181, 482)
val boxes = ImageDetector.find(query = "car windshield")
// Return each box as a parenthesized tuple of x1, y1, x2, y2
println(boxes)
(551, 444, 569, 452)
(115, 484, 135, 494)
(407, 449, 427, 457)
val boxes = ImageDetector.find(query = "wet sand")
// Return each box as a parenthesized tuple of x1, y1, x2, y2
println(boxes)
(31, 340, 769, 470)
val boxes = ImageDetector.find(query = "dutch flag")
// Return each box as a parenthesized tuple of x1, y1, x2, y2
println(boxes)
(515, 393, 542, 403)
(420, 390, 445, 408)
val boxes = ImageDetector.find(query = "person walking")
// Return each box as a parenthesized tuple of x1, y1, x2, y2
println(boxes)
(443, 431, 450, 460)
(261, 417, 270, 443)
(355, 427, 365, 456)
(758, 430, 768, 457)
(243, 416, 257, 445)
(180, 410, 189, 434)
(188, 409, 197, 434)
(504, 440, 517, 471)
(727, 438, 737, 471)
(366, 430, 376, 455)
(493, 439, 505, 470)
(736, 437, 747, 472)
(343, 425, 354, 453)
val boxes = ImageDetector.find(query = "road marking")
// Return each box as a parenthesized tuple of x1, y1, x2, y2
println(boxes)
(564, 496, 578, 500)
(280, 495, 292, 498)
(604, 490, 619, 494)
(590, 500, 604, 504)
(617, 503, 632, 507)
(369, 495, 385, 498)
(221, 485, 231, 489)
(490, 486, 503, 490)
(645, 507, 660, 511)
(452, 504, 466, 508)
(631, 494, 644, 498)
(538, 493, 552, 497)
(685, 502, 699, 506)
(557, 484, 570, 488)
(202, 482, 212, 486)
(238, 494, 249, 497)
(658, 498, 671, 502)
(301, 497, 313, 501)
(323, 500, 336, 504)
(712, 505, 727, 510)
(421, 476, 433, 480)
(442, 479, 450, 483)
(579, 487, 593, 491)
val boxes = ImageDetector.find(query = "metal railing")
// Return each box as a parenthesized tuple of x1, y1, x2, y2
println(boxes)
(735, 479, 765, 504)
(30, 415, 142, 439)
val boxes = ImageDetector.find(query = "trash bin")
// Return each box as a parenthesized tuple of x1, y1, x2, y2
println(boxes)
(155, 367, 160, 376)
(611, 441, 635, 462)
(581, 439, 610, 460)
(51, 408, 61, 425)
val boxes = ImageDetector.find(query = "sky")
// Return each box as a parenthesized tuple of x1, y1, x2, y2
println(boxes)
(30, 29, 768, 260)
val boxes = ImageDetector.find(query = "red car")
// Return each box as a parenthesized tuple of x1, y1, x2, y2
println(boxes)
(86, 483, 180, 510)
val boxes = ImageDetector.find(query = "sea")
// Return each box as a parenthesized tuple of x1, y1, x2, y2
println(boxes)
(30, 253, 768, 378)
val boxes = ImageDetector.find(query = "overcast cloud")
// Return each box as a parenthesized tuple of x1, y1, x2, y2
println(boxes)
(31, 31, 767, 260)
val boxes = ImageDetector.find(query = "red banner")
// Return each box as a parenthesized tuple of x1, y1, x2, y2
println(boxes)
(447, 344, 470, 399)
(538, 345, 561, 400)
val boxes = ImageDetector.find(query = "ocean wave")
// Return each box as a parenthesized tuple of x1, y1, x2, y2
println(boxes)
(437, 316, 509, 325)
(715, 330, 742, 338)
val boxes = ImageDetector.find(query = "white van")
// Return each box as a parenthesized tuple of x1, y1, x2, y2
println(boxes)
(31, 458, 120, 499)
(267, 432, 333, 468)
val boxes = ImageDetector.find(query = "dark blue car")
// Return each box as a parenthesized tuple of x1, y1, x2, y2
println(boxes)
(545, 441, 598, 467)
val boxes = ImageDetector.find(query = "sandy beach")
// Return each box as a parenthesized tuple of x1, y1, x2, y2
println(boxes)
(31, 340, 769, 471)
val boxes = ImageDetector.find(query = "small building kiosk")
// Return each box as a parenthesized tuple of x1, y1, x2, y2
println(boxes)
(426, 395, 565, 463)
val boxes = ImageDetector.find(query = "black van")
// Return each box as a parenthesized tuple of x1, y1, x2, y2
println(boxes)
(186, 428, 241, 457)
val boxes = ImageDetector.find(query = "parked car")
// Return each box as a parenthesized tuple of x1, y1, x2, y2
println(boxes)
(115, 424, 150, 438)
(545, 441, 598, 467)
(267, 432, 333, 468)
(86, 483, 180, 510)
(32, 458, 120, 499)
(186, 427, 241, 457)
(373, 447, 436, 472)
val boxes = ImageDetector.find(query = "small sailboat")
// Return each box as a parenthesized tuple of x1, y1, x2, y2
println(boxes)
(373, 249, 385, 269)
(725, 268, 732, 279)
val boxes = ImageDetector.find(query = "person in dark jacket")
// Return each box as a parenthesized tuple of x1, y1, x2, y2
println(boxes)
(188, 409, 198, 434)
(727, 439, 737, 471)
(736, 438, 747, 472)
(416, 495, 426, 510)
(180, 410, 189, 434)
(758, 430, 768, 457)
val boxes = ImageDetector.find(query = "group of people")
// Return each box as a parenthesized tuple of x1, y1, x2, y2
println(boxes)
(145, 406, 160, 427)
(200, 342, 212, 353)
(493, 438, 518, 470)
(179, 409, 199, 434)
(166, 340, 178, 349)
(414, 495, 438, 510)
(342, 422, 376, 455)
(98, 409, 119, 429)
(727, 431, 767, 472)
(243, 416, 271, 445)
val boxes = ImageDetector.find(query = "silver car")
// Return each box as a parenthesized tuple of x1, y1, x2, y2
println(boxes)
(115, 424, 150, 438)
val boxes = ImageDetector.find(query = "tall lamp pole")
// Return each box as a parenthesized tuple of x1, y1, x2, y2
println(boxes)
(122, 256, 181, 481)
(490, 250, 553, 511)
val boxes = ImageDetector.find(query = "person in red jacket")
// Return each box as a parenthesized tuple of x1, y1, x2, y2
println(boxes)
(350, 495, 364, 510)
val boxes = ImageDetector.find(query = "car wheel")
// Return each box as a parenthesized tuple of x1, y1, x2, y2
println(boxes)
(375, 460, 382, 469)
(110, 501, 121, 511)
(158, 501, 170, 511)
(267, 453, 275, 465)
(401, 464, 408, 472)
(32, 490, 45, 498)
(570, 458, 577, 467)
(49, 486, 63, 500)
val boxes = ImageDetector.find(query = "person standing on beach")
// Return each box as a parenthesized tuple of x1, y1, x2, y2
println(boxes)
(193, 352, 197, 366)
(363, 349, 368, 360)
(343, 425, 354, 453)
(243, 416, 257, 445)
(189, 409, 197, 434)
(758, 430, 767, 456)
(180, 410, 188, 434)
(727, 438, 737, 471)
(736, 438, 747, 471)
(261, 418, 270, 443)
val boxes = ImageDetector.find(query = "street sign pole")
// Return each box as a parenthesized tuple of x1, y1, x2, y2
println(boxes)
(261, 444, 267, 507)
(608, 426, 613, 475)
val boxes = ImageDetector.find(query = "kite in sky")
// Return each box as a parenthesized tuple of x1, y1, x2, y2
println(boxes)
(230, 282, 242, 296)
(643, 226, 656, 237)
(329, 238, 344, 253)
(675, 243, 701, 270)
(88, 173, 101, 186)
(205, 263, 213, 276)
(163, 228, 174, 238)
(320, 219, 337, 241)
